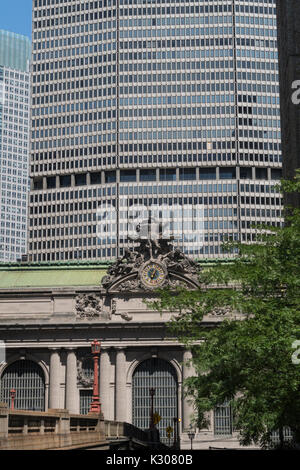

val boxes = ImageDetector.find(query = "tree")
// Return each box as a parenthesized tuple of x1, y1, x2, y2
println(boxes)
(152, 171, 300, 448)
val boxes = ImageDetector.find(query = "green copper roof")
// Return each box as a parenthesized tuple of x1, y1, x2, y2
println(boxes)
(0, 258, 233, 289)
(0, 262, 109, 289)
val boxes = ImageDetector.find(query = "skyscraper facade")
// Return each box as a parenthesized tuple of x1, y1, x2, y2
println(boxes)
(276, 0, 300, 208)
(0, 30, 31, 262)
(30, 0, 283, 262)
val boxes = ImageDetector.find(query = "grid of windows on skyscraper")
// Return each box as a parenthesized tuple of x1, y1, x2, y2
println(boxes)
(0, 31, 31, 262)
(29, 0, 283, 262)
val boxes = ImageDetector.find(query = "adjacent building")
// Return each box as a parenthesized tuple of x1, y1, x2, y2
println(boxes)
(0, 30, 31, 262)
(276, 0, 300, 207)
(0, 241, 255, 450)
(29, 0, 283, 263)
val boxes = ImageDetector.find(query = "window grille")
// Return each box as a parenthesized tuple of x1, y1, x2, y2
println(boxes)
(81, 357, 94, 381)
(0, 360, 45, 411)
(79, 389, 93, 415)
(132, 358, 178, 444)
(270, 427, 293, 447)
(214, 400, 233, 436)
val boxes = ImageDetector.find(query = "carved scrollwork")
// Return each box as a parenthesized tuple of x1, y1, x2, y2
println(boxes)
(110, 299, 133, 321)
(118, 279, 141, 291)
(120, 312, 133, 322)
(168, 279, 189, 289)
(75, 294, 102, 319)
(111, 299, 117, 315)
(209, 306, 232, 316)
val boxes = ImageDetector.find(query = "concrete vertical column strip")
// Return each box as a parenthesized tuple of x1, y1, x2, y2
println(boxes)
(99, 347, 111, 420)
(65, 349, 78, 414)
(115, 348, 127, 422)
(182, 350, 195, 431)
(49, 349, 61, 410)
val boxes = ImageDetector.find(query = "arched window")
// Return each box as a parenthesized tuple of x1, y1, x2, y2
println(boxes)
(132, 358, 178, 444)
(0, 360, 45, 411)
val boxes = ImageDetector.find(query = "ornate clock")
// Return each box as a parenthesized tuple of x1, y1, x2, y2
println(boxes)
(140, 261, 167, 289)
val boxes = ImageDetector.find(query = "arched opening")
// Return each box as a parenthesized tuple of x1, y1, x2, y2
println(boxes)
(132, 358, 178, 444)
(0, 360, 45, 411)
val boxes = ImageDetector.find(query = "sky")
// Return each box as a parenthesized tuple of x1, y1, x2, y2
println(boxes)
(0, 0, 32, 39)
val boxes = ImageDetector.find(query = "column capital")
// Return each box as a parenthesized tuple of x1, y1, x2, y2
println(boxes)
(114, 346, 126, 351)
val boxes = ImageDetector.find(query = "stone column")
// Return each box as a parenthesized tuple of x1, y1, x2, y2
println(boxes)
(100, 348, 111, 420)
(49, 349, 61, 409)
(115, 348, 127, 422)
(0, 403, 9, 438)
(65, 349, 78, 414)
(182, 350, 195, 431)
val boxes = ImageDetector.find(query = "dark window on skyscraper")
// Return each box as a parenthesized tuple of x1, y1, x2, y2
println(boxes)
(120, 170, 136, 182)
(220, 168, 236, 179)
(33, 177, 43, 190)
(140, 169, 156, 182)
(255, 168, 268, 180)
(75, 174, 87, 186)
(46, 176, 56, 189)
(199, 168, 216, 180)
(179, 168, 196, 181)
(240, 167, 252, 179)
(60, 175, 71, 188)
(91, 172, 101, 184)
(159, 169, 176, 181)
(271, 169, 282, 180)
(105, 171, 116, 183)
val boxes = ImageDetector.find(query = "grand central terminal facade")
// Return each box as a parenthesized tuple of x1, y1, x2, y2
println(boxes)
(0, 240, 244, 449)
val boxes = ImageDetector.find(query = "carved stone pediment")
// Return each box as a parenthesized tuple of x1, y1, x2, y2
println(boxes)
(75, 294, 110, 320)
(101, 239, 200, 292)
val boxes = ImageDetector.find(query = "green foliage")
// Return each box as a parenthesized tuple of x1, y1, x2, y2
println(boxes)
(153, 171, 300, 448)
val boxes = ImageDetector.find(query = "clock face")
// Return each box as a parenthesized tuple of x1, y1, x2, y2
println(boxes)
(140, 262, 166, 288)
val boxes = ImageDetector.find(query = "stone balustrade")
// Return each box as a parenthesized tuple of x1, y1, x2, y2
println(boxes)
(0, 403, 157, 450)
(0, 403, 108, 450)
